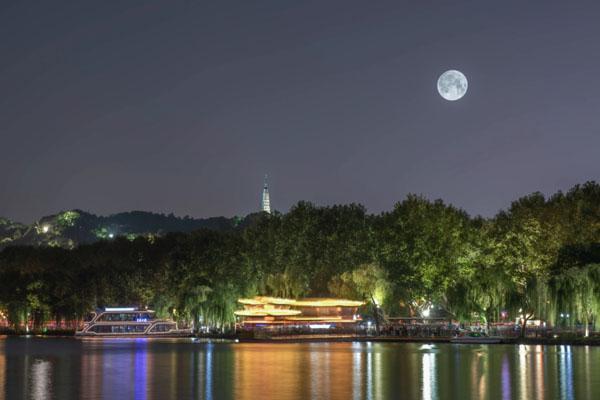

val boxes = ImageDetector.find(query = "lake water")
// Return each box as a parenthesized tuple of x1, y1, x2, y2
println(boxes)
(0, 337, 599, 399)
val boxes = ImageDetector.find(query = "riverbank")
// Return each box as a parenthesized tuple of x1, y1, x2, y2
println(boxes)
(235, 334, 600, 346)
(3, 329, 600, 346)
(0, 328, 75, 336)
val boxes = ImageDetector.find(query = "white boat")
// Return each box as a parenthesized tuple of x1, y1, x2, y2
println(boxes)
(75, 307, 192, 337)
(450, 332, 502, 344)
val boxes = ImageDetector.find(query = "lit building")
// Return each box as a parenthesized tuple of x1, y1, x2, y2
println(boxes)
(234, 296, 364, 329)
(261, 174, 271, 214)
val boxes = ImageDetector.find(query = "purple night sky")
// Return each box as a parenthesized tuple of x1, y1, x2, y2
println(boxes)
(1, 1, 599, 223)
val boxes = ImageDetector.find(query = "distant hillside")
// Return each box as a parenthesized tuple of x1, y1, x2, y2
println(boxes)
(0, 218, 28, 247)
(0, 210, 255, 249)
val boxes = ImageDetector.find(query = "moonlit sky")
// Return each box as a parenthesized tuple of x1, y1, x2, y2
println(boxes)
(1, 1, 599, 223)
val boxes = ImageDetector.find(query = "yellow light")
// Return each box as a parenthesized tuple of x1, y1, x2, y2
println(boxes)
(234, 309, 302, 317)
(293, 299, 365, 307)
(238, 296, 364, 307)
(234, 296, 365, 323)
(256, 297, 296, 305)
(237, 298, 266, 305)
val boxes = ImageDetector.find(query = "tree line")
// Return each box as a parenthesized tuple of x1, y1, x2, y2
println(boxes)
(0, 182, 599, 335)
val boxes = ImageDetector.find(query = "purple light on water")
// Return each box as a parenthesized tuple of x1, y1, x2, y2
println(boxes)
(501, 354, 511, 400)
(134, 339, 148, 400)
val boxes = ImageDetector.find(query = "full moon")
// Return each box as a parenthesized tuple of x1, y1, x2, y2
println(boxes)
(437, 70, 468, 101)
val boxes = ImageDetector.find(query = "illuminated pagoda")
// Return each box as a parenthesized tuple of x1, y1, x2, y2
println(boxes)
(234, 296, 364, 329)
(261, 174, 271, 214)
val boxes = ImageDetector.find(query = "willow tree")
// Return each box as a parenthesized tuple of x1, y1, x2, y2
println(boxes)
(551, 264, 600, 336)
(179, 285, 212, 330)
(200, 282, 243, 331)
(265, 265, 309, 299)
(328, 263, 392, 335)
(489, 195, 562, 337)
(447, 262, 514, 328)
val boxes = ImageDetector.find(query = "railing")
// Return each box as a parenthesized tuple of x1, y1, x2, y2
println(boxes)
(237, 322, 599, 340)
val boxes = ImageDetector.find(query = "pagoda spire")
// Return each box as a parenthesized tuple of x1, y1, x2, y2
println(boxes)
(261, 174, 271, 214)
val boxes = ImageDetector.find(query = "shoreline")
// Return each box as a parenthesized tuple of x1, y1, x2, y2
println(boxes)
(2, 331, 600, 346)
(235, 335, 600, 346)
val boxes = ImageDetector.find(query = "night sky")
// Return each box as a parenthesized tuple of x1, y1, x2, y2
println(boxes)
(1, 1, 599, 223)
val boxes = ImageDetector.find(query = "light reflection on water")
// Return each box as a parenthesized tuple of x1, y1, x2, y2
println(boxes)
(559, 345, 574, 400)
(204, 343, 213, 400)
(518, 345, 529, 400)
(352, 342, 362, 400)
(134, 340, 147, 400)
(30, 360, 51, 400)
(501, 353, 511, 400)
(422, 351, 436, 400)
(0, 338, 599, 400)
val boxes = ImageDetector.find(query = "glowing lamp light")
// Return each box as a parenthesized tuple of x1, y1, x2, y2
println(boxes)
(422, 306, 431, 318)
(108, 233, 114, 239)
(309, 324, 331, 329)
(105, 307, 136, 312)
(42, 225, 50, 233)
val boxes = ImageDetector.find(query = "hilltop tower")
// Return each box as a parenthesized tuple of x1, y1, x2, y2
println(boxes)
(261, 174, 271, 214)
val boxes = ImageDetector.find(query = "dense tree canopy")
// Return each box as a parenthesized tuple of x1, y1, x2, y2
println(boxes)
(0, 182, 599, 333)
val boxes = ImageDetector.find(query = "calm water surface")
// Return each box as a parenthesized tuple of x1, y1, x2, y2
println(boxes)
(0, 337, 599, 399)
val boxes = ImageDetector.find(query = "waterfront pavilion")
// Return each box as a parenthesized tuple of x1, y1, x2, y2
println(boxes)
(234, 296, 364, 330)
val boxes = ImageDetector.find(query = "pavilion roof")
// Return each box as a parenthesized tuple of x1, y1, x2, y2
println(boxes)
(237, 296, 364, 308)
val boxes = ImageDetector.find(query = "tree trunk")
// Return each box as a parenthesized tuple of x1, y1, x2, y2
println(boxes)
(193, 312, 199, 334)
(485, 309, 493, 334)
(585, 313, 590, 338)
(371, 296, 380, 336)
(520, 314, 531, 339)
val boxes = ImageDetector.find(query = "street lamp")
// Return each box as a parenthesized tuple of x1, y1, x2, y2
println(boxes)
(560, 312, 570, 329)
(423, 306, 431, 318)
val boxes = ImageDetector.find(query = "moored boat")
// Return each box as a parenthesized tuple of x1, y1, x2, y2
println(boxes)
(75, 307, 192, 337)
(450, 331, 502, 344)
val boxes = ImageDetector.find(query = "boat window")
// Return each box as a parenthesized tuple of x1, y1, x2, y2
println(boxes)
(89, 325, 112, 333)
(89, 324, 148, 333)
(97, 313, 153, 322)
(150, 323, 175, 332)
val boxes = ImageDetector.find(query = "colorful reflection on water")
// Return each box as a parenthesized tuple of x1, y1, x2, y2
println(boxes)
(0, 338, 599, 400)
